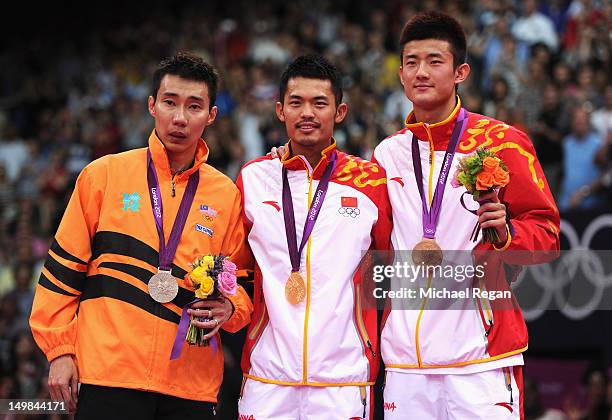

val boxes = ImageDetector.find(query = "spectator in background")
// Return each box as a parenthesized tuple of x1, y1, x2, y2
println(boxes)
(38, 151, 70, 236)
(10, 331, 46, 399)
(5, 262, 35, 333)
(539, 0, 570, 35)
(512, 0, 559, 52)
(572, 64, 603, 110)
(563, 0, 606, 54)
(560, 106, 604, 210)
(0, 295, 22, 372)
(591, 86, 612, 141)
(479, 13, 530, 93)
(516, 59, 548, 132)
(532, 83, 568, 198)
(483, 75, 514, 118)
(488, 34, 525, 104)
(552, 61, 577, 100)
(569, 120, 612, 210)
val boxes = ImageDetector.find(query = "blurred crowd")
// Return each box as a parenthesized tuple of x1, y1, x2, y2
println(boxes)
(0, 0, 610, 418)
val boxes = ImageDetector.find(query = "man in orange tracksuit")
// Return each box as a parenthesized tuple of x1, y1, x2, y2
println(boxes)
(29, 53, 253, 419)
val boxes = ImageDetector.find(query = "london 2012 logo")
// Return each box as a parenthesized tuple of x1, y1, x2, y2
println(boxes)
(122, 192, 141, 212)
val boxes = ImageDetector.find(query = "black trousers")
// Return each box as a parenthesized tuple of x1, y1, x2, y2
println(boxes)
(75, 384, 216, 420)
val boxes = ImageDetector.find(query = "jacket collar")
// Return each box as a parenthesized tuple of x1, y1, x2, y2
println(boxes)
(280, 139, 337, 179)
(404, 96, 462, 148)
(147, 129, 209, 178)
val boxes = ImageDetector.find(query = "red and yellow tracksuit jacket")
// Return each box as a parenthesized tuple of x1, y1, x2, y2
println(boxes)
(30, 130, 253, 402)
(373, 98, 560, 373)
(238, 142, 392, 389)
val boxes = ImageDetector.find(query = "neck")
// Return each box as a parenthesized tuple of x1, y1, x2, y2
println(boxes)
(413, 96, 457, 125)
(168, 148, 197, 174)
(290, 139, 332, 169)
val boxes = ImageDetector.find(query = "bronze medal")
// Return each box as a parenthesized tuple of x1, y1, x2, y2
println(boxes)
(412, 238, 443, 267)
(285, 272, 306, 304)
(148, 270, 179, 303)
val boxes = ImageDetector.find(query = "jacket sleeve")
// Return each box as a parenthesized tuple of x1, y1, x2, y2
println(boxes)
(29, 162, 103, 361)
(371, 172, 393, 253)
(220, 184, 254, 332)
(494, 130, 561, 264)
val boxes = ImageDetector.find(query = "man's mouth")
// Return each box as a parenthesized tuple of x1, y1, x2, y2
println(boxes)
(296, 122, 319, 133)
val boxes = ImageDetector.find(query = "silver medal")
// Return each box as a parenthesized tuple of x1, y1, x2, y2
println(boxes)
(148, 270, 179, 303)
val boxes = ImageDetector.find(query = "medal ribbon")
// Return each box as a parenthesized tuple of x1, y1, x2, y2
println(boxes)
(147, 149, 199, 271)
(170, 298, 217, 360)
(411, 108, 468, 239)
(282, 152, 337, 273)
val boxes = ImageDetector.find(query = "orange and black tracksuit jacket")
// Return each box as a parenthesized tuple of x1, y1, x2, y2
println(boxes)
(30, 131, 253, 402)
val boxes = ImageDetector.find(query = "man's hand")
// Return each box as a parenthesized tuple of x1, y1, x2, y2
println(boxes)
(476, 190, 508, 247)
(48, 354, 78, 412)
(187, 297, 234, 340)
(268, 145, 286, 159)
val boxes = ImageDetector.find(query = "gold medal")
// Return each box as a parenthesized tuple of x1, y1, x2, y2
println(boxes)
(285, 272, 306, 304)
(148, 270, 179, 303)
(412, 238, 443, 267)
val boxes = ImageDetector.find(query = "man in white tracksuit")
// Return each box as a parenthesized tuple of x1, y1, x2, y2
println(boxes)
(238, 55, 393, 419)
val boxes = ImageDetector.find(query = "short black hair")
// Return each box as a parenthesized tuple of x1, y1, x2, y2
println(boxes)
(151, 52, 218, 109)
(279, 54, 343, 107)
(399, 11, 467, 68)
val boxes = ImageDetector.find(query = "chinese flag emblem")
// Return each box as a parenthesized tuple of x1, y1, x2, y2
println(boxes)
(341, 196, 358, 208)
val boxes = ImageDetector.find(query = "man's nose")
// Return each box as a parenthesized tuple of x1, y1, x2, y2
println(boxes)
(173, 107, 187, 126)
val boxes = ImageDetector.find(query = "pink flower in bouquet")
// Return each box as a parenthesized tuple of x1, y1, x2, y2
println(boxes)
(218, 271, 237, 296)
(450, 169, 462, 188)
(222, 259, 237, 275)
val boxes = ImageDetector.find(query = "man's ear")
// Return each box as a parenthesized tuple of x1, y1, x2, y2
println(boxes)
(206, 106, 218, 127)
(148, 96, 156, 117)
(335, 103, 348, 124)
(275, 102, 285, 122)
(454, 63, 471, 85)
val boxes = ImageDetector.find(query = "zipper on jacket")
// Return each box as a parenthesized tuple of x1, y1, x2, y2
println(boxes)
(480, 291, 495, 334)
(171, 173, 177, 197)
(248, 305, 267, 341)
(355, 284, 376, 357)
(248, 286, 269, 361)
(239, 377, 247, 400)
(414, 273, 432, 368)
(476, 293, 495, 342)
(360, 386, 367, 419)
(171, 169, 189, 197)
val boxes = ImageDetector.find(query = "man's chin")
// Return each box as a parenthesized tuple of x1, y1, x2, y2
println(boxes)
(291, 137, 320, 147)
